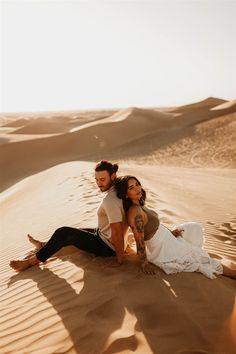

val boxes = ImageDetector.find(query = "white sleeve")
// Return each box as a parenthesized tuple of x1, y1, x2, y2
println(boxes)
(103, 198, 123, 224)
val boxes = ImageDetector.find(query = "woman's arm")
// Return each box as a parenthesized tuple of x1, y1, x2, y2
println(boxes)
(130, 212, 146, 261)
(128, 207, 156, 274)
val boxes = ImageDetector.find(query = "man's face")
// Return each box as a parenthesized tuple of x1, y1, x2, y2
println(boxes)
(95, 170, 114, 192)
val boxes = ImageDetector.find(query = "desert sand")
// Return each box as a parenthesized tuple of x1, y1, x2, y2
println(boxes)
(0, 97, 235, 354)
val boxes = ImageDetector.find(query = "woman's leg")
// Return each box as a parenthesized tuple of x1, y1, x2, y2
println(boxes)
(10, 227, 115, 272)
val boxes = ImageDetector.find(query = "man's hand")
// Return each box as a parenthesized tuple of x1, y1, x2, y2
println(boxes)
(171, 228, 184, 237)
(102, 257, 124, 268)
(110, 222, 125, 264)
(117, 256, 124, 265)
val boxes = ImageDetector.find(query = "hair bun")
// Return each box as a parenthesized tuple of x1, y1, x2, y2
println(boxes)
(113, 163, 119, 173)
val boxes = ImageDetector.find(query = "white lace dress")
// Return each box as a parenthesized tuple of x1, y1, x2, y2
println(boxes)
(145, 222, 223, 279)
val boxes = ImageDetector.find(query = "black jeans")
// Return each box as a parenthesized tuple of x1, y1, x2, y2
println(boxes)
(36, 227, 116, 262)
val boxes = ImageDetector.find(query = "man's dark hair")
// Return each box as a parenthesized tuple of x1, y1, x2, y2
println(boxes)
(95, 160, 119, 176)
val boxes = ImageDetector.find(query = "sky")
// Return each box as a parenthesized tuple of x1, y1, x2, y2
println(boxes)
(1, 0, 236, 113)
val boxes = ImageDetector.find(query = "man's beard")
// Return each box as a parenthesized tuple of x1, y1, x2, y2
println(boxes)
(100, 182, 113, 192)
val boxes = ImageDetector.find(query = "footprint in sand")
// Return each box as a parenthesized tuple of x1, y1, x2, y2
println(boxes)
(216, 220, 236, 237)
(161, 217, 174, 225)
(221, 221, 236, 231)
(160, 209, 177, 217)
(213, 234, 235, 245)
(145, 189, 162, 202)
(86, 201, 99, 206)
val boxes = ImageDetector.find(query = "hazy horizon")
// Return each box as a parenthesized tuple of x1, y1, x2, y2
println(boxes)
(1, 0, 236, 113)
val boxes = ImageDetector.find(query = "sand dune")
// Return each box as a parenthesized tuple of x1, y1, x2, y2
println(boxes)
(70, 107, 176, 132)
(0, 107, 176, 191)
(175, 97, 226, 109)
(0, 109, 117, 126)
(9, 117, 73, 134)
(127, 112, 236, 168)
(169, 97, 236, 126)
(3, 118, 31, 128)
(1, 162, 236, 354)
(211, 99, 236, 111)
(0, 98, 236, 354)
(1, 98, 236, 192)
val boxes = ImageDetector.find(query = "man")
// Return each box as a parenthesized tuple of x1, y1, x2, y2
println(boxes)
(95, 160, 129, 264)
(10, 160, 129, 272)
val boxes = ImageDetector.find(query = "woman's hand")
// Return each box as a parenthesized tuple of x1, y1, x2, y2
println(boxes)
(171, 228, 184, 237)
(102, 257, 124, 268)
(141, 261, 157, 275)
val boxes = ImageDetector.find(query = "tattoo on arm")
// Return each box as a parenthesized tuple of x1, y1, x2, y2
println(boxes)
(137, 237, 147, 262)
(134, 214, 146, 261)
(134, 214, 144, 233)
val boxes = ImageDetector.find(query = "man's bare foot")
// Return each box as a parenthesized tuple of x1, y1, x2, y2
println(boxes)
(9, 256, 39, 272)
(27, 234, 44, 250)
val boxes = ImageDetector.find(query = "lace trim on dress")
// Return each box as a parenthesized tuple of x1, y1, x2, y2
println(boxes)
(155, 250, 223, 279)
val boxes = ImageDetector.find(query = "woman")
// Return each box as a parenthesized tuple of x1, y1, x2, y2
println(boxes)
(115, 175, 236, 279)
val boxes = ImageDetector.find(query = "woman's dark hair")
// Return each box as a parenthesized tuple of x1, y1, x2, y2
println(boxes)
(95, 160, 119, 176)
(115, 175, 146, 212)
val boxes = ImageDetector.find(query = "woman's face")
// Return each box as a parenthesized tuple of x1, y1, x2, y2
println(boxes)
(126, 178, 142, 203)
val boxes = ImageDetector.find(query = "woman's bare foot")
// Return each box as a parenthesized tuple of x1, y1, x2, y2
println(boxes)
(27, 234, 44, 250)
(222, 264, 236, 279)
(9, 255, 39, 272)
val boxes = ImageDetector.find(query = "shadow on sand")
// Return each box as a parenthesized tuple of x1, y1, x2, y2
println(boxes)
(8, 250, 236, 354)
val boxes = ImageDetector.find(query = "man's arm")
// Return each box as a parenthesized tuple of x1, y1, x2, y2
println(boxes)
(110, 222, 124, 264)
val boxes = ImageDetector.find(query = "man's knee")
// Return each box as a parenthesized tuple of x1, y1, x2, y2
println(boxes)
(53, 226, 70, 238)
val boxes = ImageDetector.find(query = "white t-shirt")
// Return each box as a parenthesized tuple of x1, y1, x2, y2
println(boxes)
(97, 186, 129, 250)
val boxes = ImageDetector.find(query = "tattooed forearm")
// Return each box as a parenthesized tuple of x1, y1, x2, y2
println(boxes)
(137, 237, 147, 262)
(134, 214, 144, 233)
(133, 214, 147, 261)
